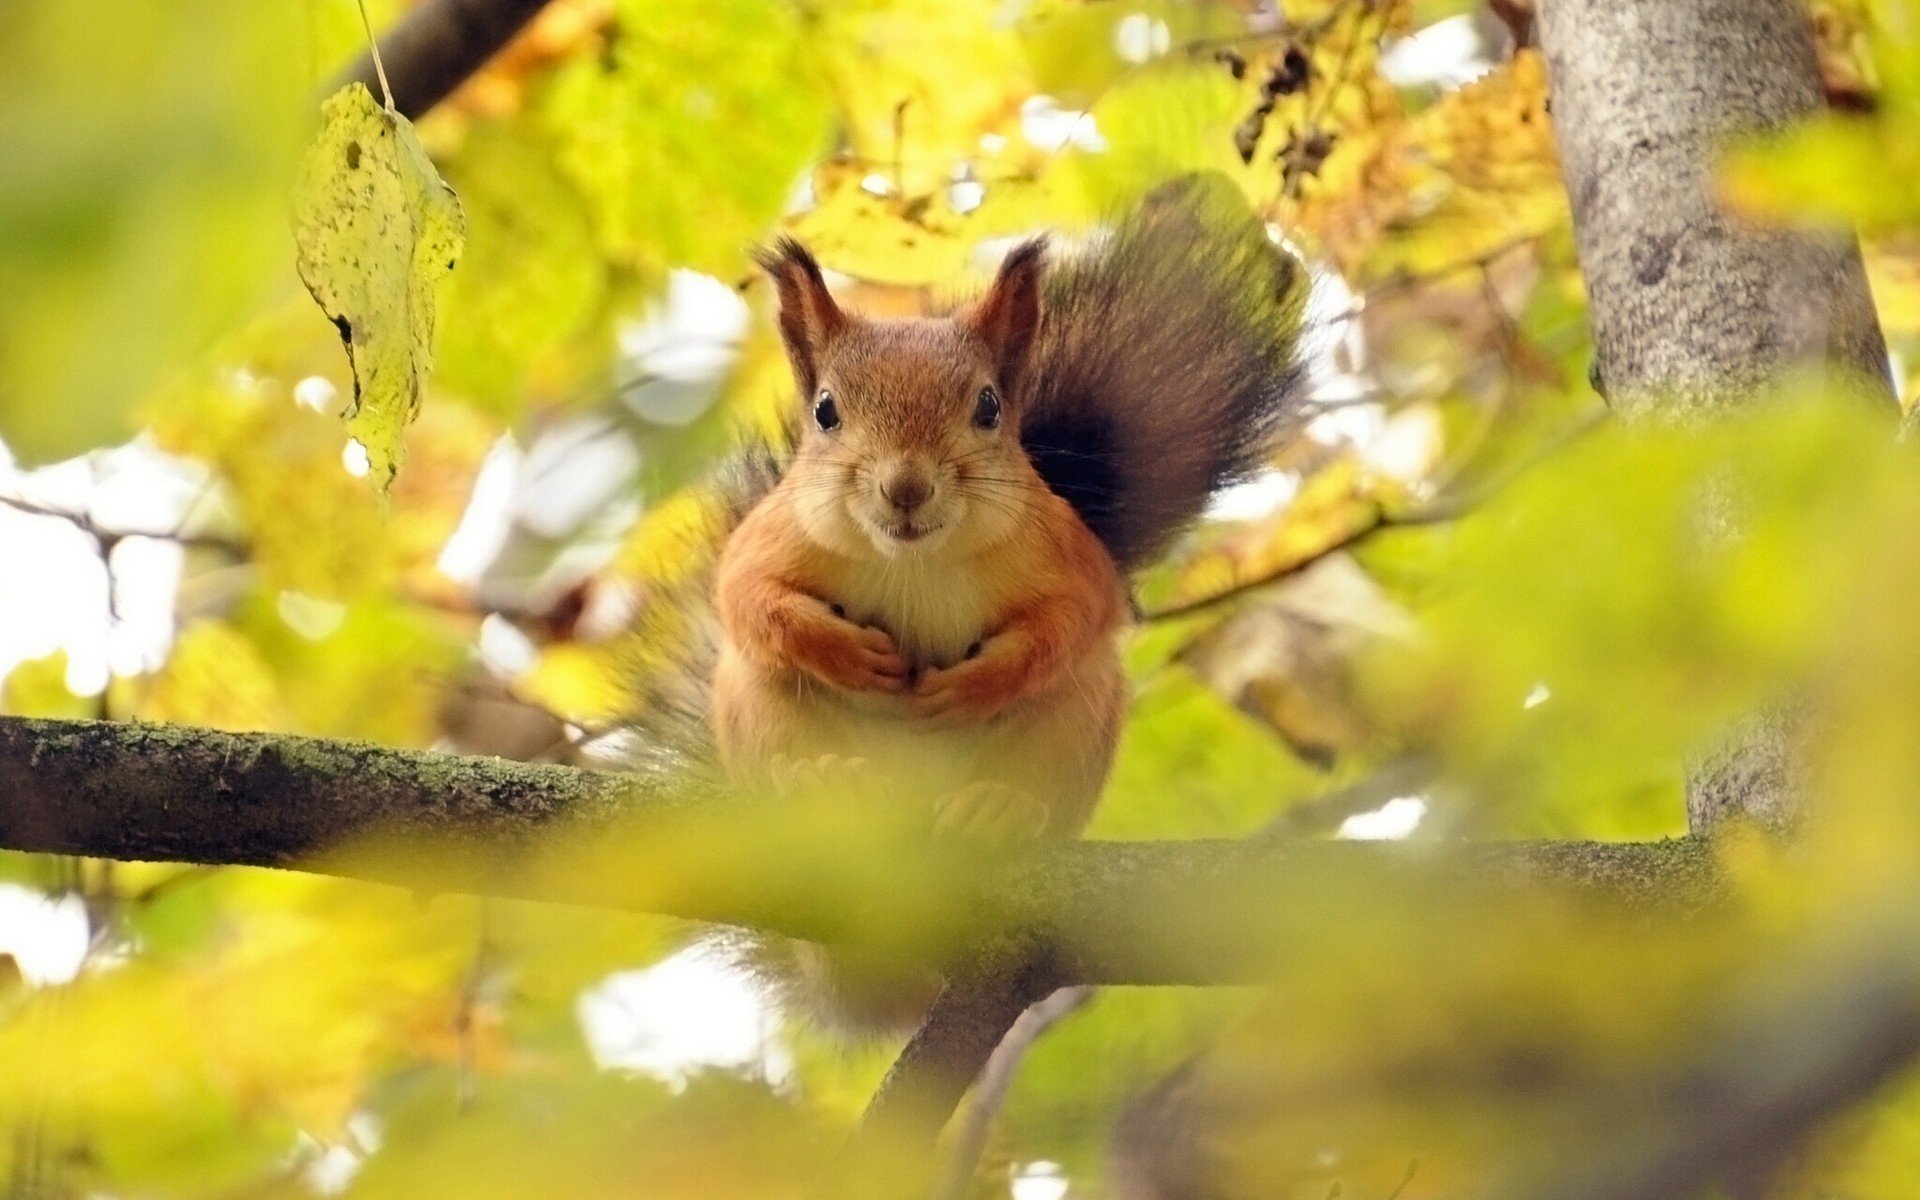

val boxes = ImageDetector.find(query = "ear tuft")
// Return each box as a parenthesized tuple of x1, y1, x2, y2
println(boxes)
(755, 236, 847, 396)
(967, 237, 1047, 399)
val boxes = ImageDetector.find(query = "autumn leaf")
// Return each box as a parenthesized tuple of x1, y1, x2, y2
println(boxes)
(293, 82, 467, 491)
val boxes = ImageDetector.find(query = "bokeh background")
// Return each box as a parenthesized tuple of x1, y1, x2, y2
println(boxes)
(5, 1, 1920, 1197)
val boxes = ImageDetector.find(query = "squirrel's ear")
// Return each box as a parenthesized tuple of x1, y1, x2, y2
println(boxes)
(967, 237, 1047, 398)
(755, 237, 847, 395)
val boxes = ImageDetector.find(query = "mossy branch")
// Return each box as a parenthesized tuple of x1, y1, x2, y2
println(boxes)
(0, 715, 1718, 986)
(0, 714, 1726, 1149)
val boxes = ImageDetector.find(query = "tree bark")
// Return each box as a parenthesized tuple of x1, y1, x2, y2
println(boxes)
(1537, 0, 1896, 833)
(0, 716, 1717, 985)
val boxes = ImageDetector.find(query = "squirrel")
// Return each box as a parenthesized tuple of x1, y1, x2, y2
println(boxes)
(626, 174, 1308, 1029)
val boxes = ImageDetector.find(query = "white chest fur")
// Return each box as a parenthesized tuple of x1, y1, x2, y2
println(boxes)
(827, 548, 999, 670)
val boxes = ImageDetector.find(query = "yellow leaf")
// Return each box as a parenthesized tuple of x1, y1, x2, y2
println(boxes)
(130, 621, 283, 732)
(293, 83, 467, 491)
(1719, 113, 1920, 233)
(0, 651, 94, 720)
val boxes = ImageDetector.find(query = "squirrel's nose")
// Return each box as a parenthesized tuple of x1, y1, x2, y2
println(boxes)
(879, 466, 933, 513)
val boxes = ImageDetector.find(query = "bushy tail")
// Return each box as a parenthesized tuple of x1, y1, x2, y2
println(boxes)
(604, 441, 785, 780)
(616, 177, 1306, 765)
(1020, 174, 1310, 573)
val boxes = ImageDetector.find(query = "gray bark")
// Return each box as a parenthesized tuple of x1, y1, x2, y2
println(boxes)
(1538, 0, 1897, 833)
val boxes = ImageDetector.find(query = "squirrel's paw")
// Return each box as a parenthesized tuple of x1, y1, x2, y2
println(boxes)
(912, 659, 1018, 727)
(803, 621, 910, 694)
(766, 753, 882, 798)
(934, 781, 1047, 840)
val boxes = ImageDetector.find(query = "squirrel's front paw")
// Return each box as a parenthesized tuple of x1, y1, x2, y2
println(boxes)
(934, 781, 1047, 839)
(912, 659, 1020, 727)
(797, 620, 909, 694)
(766, 753, 883, 798)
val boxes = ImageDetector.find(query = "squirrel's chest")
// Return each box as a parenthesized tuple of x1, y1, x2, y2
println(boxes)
(830, 557, 999, 668)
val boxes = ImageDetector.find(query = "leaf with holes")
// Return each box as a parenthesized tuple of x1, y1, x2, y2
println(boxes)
(293, 82, 466, 491)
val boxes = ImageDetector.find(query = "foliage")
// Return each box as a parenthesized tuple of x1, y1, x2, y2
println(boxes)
(3, 0, 1920, 1198)
(294, 82, 468, 491)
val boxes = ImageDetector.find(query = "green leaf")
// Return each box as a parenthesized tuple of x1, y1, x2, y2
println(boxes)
(538, 0, 831, 281)
(1720, 114, 1920, 234)
(293, 83, 467, 491)
(434, 120, 606, 416)
(0, 1, 308, 463)
(0, 651, 94, 720)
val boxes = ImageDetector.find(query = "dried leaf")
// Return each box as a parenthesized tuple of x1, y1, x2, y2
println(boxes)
(293, 83, 467, 491)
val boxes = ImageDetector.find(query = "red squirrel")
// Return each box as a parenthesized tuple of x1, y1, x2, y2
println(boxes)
(633, 176, 1307, 1027)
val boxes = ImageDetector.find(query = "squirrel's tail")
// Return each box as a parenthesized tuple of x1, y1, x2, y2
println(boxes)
(1021, 174, 1311, 574)
(607, 440, 786, 780)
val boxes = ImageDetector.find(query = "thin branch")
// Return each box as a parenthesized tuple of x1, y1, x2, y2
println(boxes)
(336, 0, 558, 121)
(1141, 501, 1397, 624)
(936, 985, 1094, 1200)
(0, 493, 248, 558)
(1143, 408, 1608, 625)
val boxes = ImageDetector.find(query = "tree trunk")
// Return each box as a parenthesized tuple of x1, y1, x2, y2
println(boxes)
(1537, 0, 1896, 833)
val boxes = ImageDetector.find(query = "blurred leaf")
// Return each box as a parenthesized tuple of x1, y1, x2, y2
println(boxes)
(127, 619, 284, 731)
(355, 1070, 922, 1200)
(294, 83, 468, 491)
(537, 0, 831, 280)
(1057, 63, 1248, 213)
(1096, 670, 1320, 838)
(0, 650, 94, 719)
(1721, 114, 1920, 234)
(810, 0, 1030, 196)
(434, 119, 607, 415)
(233, 594, 464, 746)
(0, 1, 308, 462)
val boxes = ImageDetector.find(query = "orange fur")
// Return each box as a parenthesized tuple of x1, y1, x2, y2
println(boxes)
(713, 239, 1127, 836)
(690, 188, 1304, 1030)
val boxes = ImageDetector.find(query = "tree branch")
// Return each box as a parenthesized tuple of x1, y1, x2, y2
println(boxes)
(861, 950, 1066, 1144)
(0, 714, 1726, 1152)
(339, 0, 557, 120)
(0, 716, 1718, 986)
(935, 984, 1093, 1200)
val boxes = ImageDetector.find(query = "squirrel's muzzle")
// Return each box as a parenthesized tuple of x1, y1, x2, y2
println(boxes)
(878, 464, 933, 514)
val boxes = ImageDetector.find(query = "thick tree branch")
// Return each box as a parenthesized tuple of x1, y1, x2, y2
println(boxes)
(340, 0, 556, 121)
(0, 716, 1717, 987)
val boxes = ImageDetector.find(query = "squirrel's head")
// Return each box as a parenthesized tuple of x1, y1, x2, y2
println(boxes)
(756, 236, 1047, 559)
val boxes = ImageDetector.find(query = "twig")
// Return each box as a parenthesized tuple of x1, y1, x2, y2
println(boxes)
(0, 493, 248, 558)
(936, 985, 1094, 1200)
(353, 0, 397, 112)
(1141, 501, 1397, 624)
(1142, 408, 1608, 625)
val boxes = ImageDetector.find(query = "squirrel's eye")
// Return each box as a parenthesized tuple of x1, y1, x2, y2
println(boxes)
(973, 386, 1001, 430)
(813, 391, 840, 432)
